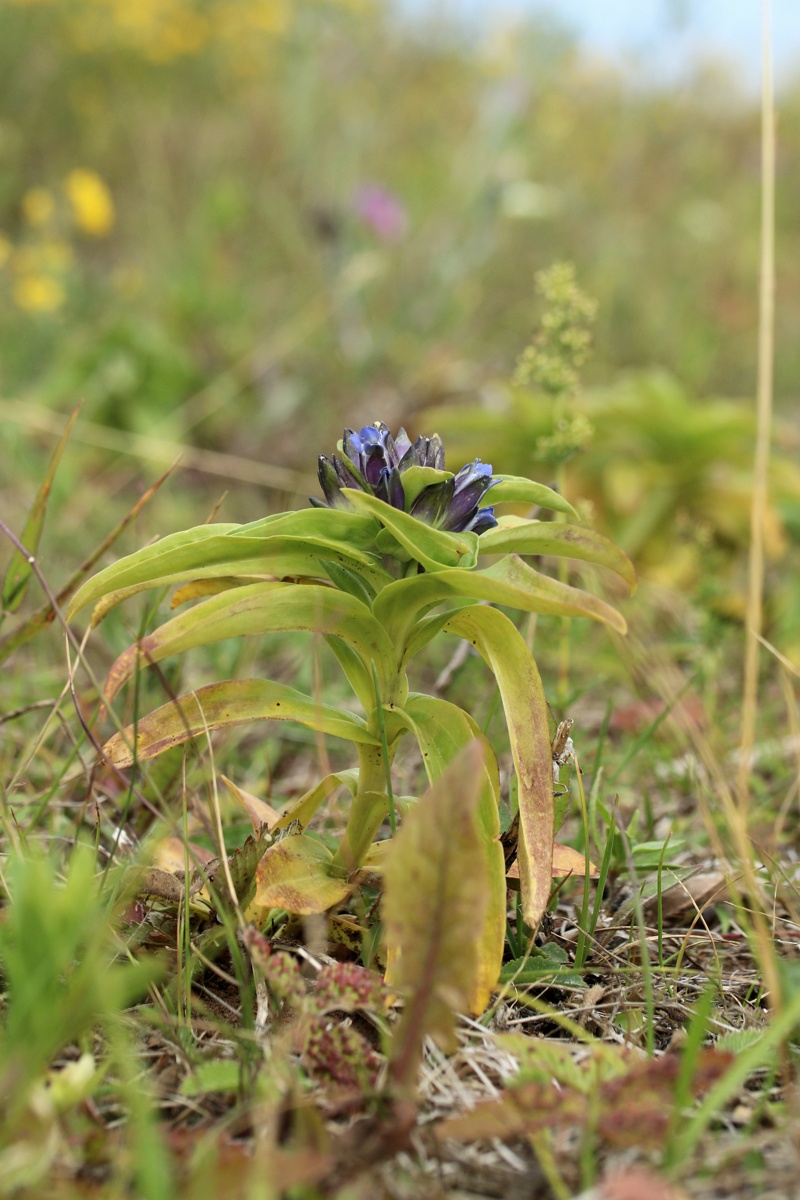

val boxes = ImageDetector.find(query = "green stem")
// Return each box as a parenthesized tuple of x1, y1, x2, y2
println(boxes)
(333, 741, 395, 872)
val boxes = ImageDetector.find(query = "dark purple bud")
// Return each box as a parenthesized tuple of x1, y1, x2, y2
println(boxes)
(409, 478, 455, 526)
(387, 466, 405, 510)
(362, 443, 388, 489)
(413, 435, 446, 470)
(465, 506, 498, 536)
(332, 454, 365, 490)
(318, 455, 345, 506)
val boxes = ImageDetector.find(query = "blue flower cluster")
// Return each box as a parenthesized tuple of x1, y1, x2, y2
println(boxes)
(313, 422, 498, 535)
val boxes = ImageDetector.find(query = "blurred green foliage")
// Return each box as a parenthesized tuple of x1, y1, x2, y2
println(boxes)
(1, 0, 800, 461)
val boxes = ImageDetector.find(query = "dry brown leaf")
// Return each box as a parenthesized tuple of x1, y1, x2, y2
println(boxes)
(506, 841, 598, 880)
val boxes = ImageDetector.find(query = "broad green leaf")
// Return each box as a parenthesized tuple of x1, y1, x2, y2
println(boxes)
(483, 475, 576, 517)
(478, 521, 636, 590)
(2, 403, 80, 614)
(341, 488, 479, 572)
(443, 606, 554, 931)
(272, 769, 359, 833)
(253, 834, 351, 914)
(383, 742, 493, 1082)
(374, 553, 627, 655)
(234, 508, 379, 544)
(102, 582, 398, 703)
(397, 464, 452, 508)
(101, 679, 379, 767)
(393, 695, 506, 1010)
(66, 527, 390, 623)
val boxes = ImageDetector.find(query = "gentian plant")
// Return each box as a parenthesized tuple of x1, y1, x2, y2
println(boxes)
(67, 422, 634, 1009)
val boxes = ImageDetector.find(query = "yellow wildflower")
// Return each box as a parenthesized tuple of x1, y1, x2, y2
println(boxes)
(14, 274, 65, 313)
(64, 169, 115, 237)
(22, 187, 55, 228)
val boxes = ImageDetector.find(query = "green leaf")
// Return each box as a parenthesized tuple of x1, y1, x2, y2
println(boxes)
(272, 769, 359, 833)
(443, 606, 554, 931)
(101, 582, 398, 703)
(322, 634, 376, 713)
(397, 464, 452, 509)
(253, 834, 351, 914)
(180, 1060, 241, 1096)
(393, 694, 506, 1011)
(101, 679, 380, 767)
(374, 553, 627, 655)
(500, 944, 585, 988)
(341, 488, 479, 572)
(384, 742, 493, 1084)
(484, 475, 577, 517)
(234, 508, 379, 544)
(317, 557, 375, 606)
(2, 404, 80, 614)
(477, 521, 636, 591)
(66, 526, 390, 624)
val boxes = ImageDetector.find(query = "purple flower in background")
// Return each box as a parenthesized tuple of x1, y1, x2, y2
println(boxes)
(312, 421, 498, 537)
(353, 184, 408, 242)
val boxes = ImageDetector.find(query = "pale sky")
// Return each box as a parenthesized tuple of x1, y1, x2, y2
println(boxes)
(399, 1, 800, 85)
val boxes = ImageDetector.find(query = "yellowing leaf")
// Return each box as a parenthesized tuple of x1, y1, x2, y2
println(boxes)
(220, 775, 282, 832)
(101, 678, 379, 767)
(253, 834, 351, 915)
(444, 606, 554, 931)
(383, 742, 491, 1086)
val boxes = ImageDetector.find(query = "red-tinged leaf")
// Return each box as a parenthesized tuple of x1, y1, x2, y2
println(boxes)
(436, 1048, 734, 1150)
(2, 403, 80, 614)
(301, 1020, 384, 1092)
(253, 834, 351, 915)
(310, 963, 390, 1015)
(436, 1078, 584, 1142)
(242, 930, 307, 1009)
(383, 742, 492, 1085)
(597, 1049, 733, 1150)
(221, 775, 282, 832)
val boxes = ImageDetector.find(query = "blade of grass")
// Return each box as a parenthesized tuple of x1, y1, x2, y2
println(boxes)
(738, 0, 776, 810)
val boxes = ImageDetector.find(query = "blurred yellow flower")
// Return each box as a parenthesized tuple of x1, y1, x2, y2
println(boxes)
(22, 187, 55, 227)
(14, 274, 65, 313)
(64, 169, 115, 237)
(0, 234, 11, 268)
